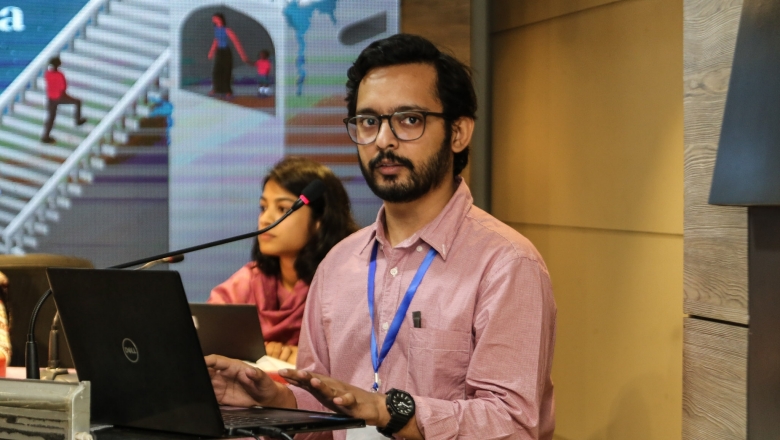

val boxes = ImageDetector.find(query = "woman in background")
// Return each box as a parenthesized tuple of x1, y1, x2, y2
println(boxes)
(208, 157, 358, 365)
(208, 12, 247, 97)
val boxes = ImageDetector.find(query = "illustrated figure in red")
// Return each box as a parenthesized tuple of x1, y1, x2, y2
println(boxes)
(255, 49, 273, 96)
(41, 56, 87, 144)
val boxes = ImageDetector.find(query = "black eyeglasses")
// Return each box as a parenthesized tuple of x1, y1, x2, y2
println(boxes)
(343, 111, 445, 145)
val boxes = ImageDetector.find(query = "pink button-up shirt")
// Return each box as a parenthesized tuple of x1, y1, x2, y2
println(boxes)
(293, 180, 556, 439)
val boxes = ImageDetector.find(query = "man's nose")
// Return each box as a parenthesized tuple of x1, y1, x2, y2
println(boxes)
(374, 118, 397, 150)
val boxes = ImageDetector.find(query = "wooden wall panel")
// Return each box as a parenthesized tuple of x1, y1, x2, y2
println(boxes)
(683, 0, 747, 324)
(683, 318, 747, 439)
(514, 223, 683, 440)
(492, 0, 683, 438)
(492, 0, 683, 235)
(491, 0, 623, 32)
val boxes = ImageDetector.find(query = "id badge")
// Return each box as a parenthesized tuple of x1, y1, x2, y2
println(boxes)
(346, 426, 386, 440)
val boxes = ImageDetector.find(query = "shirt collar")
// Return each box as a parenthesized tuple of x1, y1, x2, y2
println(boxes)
(358, 178, 473, 261)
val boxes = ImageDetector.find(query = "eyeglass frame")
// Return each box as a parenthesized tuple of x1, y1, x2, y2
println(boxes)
(342, 111, 447, 145)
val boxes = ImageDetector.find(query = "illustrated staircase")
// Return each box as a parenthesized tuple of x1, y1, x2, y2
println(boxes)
(0, 0, 171, 254)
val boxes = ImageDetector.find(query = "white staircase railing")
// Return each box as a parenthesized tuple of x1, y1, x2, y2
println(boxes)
(1, 49, 171, 253)
(0, 0, 109, 117)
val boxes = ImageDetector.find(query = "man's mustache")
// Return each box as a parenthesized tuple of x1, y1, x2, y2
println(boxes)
(368, 151, 415, 172)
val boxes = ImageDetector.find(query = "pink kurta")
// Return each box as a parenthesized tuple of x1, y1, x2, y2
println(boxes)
(208, 264, 308, 345)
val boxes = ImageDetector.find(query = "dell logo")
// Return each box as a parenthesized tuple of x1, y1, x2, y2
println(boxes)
(122, 338, 139, 363)
(0, 6, 24, 32)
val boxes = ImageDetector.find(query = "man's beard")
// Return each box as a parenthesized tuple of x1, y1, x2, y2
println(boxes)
(359, 133, 453, 203)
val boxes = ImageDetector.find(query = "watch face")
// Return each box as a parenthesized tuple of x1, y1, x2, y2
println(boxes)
(390, 391, 415, 416)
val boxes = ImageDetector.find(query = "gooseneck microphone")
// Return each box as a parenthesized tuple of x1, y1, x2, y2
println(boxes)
(25, 179, 326, 379)
(109, 179, 326, 269)
(134, 254, 185, 271)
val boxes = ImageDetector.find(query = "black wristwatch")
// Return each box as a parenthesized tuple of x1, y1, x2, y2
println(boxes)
(377, 388, 415, 438)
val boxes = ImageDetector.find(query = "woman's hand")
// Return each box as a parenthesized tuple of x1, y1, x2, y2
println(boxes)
(265, 342, 298, 364)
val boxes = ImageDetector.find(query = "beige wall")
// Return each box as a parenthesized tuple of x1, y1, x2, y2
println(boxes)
(491, 0, 684, 439)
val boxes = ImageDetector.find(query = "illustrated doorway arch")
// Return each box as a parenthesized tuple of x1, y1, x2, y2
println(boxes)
(180, 5, 276, 114)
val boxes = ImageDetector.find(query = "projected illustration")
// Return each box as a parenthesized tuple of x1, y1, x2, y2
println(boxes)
(0, 0, 398, 299)
(180, 6, 276, 113)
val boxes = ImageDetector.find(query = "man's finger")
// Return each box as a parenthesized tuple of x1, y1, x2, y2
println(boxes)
(205, 354, 236, 369)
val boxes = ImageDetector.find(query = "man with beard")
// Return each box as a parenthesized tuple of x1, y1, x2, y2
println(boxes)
(206, 34, 557, 440)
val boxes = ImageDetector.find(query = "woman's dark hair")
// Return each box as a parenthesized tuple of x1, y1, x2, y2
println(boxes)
(213, 12, 226, 26)
(49, 56, 61, 68)
(345, 33, 477, 176)
(252, 157, 359, 285)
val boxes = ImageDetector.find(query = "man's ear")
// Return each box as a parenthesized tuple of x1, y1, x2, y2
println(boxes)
(450, 117, 475, 153)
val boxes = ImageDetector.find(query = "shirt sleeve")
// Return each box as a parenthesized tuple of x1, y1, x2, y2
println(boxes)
(207, 263, 258, 304)
(414, 256, 557, 440)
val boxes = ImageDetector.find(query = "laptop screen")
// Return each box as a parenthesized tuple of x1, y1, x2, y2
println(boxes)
(47, 268, 227, 436)
(189, 303, 266, 361)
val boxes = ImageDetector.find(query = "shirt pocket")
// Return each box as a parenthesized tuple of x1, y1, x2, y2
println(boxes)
(406, 327, 471, 400)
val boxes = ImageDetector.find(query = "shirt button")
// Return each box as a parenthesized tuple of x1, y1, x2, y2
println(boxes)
(416, 246, 423, 252)
(390, 267, 398, 277)
(382, 322, 389, 331)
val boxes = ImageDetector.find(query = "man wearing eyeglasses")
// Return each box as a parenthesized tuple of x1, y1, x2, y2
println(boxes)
(207, 34, 557, 440)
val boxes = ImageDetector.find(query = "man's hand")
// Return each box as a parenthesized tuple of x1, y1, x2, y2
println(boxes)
(278, 369, 388, 425)
(265, 342, 298, 364)
(279, 370, 424, 440)
(205, 355, 296, 409)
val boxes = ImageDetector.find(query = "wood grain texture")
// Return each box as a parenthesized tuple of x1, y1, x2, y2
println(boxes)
(683, 0, 747, 323)
(491, 0, 624, 32)
(683, 318, 747, 439)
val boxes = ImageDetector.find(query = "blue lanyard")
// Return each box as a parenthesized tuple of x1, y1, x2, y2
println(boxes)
(368, 240, 437, 391)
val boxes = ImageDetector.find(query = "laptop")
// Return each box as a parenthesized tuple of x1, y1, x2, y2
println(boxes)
(46, 268, 364, 437)
(189, 303, 266, 361)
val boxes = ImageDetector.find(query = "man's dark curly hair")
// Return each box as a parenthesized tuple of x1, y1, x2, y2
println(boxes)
(252, 157, 358, 285)
(346, 33, 477, 176)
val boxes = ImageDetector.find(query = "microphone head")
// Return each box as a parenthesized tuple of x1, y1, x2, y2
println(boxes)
(299, 179, 326, 206)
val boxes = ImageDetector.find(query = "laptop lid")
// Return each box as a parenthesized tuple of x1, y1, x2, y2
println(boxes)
(47, 268, 363, 437)
(189, 303, 266, 361)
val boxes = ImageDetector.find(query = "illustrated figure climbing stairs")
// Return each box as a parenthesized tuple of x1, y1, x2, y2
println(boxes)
(0, 0, 171, 254)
